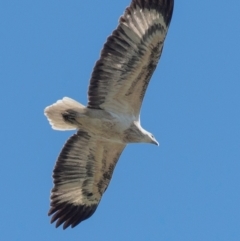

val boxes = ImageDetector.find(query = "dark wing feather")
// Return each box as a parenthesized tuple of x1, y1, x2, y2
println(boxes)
(49, 131, 125, 229)
(87, 0, 174, 117)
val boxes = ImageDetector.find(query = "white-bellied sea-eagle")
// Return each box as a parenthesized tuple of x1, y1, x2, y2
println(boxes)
(44, 0, 174, 229)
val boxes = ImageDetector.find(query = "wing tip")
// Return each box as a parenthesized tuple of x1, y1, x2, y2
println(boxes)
(130, 0, 174, 26)
(48, 201, 98, 229)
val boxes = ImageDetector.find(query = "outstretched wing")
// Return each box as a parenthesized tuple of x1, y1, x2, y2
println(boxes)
(48, 131, 125, 229)
(87, 0, 174, 117)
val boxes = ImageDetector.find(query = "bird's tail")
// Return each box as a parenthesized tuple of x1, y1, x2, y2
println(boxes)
(44, 97, 85, 130)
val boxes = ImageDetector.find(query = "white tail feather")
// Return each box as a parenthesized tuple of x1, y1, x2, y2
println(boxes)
(44, 97, 85, 130)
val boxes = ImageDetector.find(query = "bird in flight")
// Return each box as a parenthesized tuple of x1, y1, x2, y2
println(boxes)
(45, 0, 174, 229)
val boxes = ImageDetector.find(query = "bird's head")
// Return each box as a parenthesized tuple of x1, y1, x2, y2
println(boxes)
(132, 122, 159, 146)
(143, 131, 159, 146)
(148, 133, 159, 146)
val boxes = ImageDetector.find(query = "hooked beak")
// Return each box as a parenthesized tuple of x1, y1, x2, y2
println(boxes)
(152, 138, 159, 146)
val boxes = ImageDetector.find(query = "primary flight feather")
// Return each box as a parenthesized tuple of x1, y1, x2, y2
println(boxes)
(44, 0, 174, 229)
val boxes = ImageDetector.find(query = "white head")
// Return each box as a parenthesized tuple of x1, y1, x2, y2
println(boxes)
(145, 132, 159, 146)
(139, 127, 159, 145)
(126, 122, 159, 145)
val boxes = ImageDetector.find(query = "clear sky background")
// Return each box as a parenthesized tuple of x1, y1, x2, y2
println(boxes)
(1, 1, 240, 240)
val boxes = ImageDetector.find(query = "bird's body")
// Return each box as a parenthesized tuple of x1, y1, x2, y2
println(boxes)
(46, 97, 155, 145)
(44, 0, 174, 229)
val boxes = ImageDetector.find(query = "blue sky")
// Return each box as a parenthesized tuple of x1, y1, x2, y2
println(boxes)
(1, 0, 240, 240)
